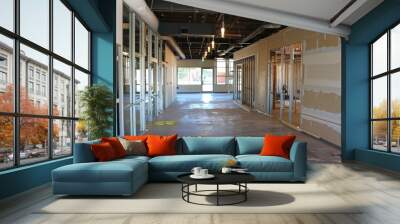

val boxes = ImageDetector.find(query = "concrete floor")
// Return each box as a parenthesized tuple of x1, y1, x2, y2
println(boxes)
(146, 93, 341, 163)
(3, 94, 400, 224)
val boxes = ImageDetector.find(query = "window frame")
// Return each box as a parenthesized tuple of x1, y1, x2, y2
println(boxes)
(177, 67, 202, 85)
(370, 21, 400, 154)
(0, 0, 92, 171)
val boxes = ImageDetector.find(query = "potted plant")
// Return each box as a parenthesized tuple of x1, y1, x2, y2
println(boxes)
(79, 84, 114, 140)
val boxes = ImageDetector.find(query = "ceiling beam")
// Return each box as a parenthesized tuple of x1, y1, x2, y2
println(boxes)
(330, 0, 367, 27)
(163, 0, 351, 37)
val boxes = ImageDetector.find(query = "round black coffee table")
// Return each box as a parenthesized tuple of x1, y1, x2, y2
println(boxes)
(177, 173, 255, 206)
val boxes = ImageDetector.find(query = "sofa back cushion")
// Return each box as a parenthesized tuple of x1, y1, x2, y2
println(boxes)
(236, 137, 264, 155)
(181, 137, 235, 155)
(73, 139, 100, 163)
(147, 134, 178, 157)
(91, 142, 119, 161)
(101, 137, 127, 158)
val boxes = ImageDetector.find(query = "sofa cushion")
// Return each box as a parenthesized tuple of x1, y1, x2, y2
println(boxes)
(236, 137, 264, 155)
(260, 134, 296, 159)
(181, 137, 235, 155)
(73, 140, 100, 163)
(149, 154, 235, 172)
(53, 158, 147, 183)
(101, 137, 127, 158)
(236, 155, 293, 172)
(147, 134, 178, 157)
(91, 142, 118, 161)
(118, 137, 147, 156)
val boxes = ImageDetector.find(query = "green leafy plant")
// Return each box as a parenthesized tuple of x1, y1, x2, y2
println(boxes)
(79, 84, 114, 140)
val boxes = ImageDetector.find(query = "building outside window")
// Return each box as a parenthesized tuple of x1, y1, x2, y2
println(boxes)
(0, 0, 91, 170)
(28, 81, 34, 94)
(371, 23, 400, 154)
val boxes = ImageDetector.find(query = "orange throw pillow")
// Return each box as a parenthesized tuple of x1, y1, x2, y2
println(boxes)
(101, 137, 127, 158)
(260, 134, 296, 159)
(91, 142, 117, 162)
(124, 135, 148, 142)
(146, 134, 178, 157)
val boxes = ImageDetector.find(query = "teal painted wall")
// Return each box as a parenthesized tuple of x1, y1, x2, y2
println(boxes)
(0, 0, 116, 200)
(0, 158, 72, 199)
(91, 0, 117, 135)
(342, 0, 400, 171)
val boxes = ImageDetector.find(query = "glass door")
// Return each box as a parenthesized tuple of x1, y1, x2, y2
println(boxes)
(202, 68, 213, 92)
(270, 45, 303, 127)
(235, 64, 243, 101)
(119, 5, 137, 136)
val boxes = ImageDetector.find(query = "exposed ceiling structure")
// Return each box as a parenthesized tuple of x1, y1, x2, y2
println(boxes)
(162, 0, 384, 37)
(146, 0, 284, 59)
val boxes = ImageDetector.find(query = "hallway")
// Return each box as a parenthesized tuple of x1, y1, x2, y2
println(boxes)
(146, 93, 341, 163)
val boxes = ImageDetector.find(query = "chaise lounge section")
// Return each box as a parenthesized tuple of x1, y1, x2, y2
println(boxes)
(52, 136, 307, 196)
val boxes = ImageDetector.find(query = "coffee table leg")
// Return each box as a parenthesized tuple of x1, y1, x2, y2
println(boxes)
(245, 183, 247, 201)
(216, 184, 219, 206)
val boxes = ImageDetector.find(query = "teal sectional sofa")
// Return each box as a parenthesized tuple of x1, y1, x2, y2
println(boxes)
(52, 137, 307, 196)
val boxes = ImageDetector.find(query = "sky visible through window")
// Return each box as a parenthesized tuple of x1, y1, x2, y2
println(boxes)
(0, 0, 88, 74)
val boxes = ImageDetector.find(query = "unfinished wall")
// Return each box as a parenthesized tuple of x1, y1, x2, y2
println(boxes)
(233, 28, 341, 146)
(164, 45, 177, 108)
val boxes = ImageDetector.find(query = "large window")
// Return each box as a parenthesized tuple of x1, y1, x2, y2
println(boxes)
(0, 0, 91, 170)
(177, 67, 201, 85)
(371, 23, 400, 153)
(216, 58, 226, 85)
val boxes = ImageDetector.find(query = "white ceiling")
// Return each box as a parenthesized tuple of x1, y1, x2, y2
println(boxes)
(163, 0, 384, 37)
(225, 0, 352, 22)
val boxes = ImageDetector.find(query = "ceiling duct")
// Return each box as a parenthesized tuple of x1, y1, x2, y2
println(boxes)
(161, 36, 186, 59)
(220, 24, 281, 56)
(125, 0, 159, 31)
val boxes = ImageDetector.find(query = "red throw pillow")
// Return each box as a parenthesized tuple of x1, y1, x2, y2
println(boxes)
(124, 135, 148, 142)
(146, 134, 178, 157)
(260, 134, 296, 159)
(91, 142, 118, 161)
(101, 137, 127, 158)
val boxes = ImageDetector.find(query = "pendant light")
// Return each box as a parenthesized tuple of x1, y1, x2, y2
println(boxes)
(207, 45, 211, 53)
(211, 38, 215, 49)
(221, 16, 225, 38)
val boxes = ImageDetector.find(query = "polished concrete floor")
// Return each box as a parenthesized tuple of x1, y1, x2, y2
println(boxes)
(1, 162, 400, 224)
(1, 94, 400, 224)
(146, 93, 341, 163)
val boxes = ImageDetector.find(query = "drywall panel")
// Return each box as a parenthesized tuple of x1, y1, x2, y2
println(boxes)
(164, 45, 177, 107)
(302, 47, 341, 146)
(233, 27, 341, 146)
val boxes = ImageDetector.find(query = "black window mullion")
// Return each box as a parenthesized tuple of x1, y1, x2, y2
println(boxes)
(387, 30, 391, 152)
(71, 10, 76, 155)
(13, 0, 20, 167)
(370, 45, 373, 149)
(48, 0, 54, 160)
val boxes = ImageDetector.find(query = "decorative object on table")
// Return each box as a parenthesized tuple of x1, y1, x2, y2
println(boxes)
(79, 84, 114, 140)
(191, 167, 202, 176)
(177, 173, 255, 206)
(222, 167, 248, 174)
(190, 167, 214, 179)
(221, 167, 232, 173)
(225, 159, 238, 167)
